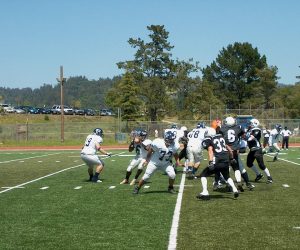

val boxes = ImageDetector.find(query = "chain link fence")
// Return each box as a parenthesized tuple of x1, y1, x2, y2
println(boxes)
(0, 117, 299, 145)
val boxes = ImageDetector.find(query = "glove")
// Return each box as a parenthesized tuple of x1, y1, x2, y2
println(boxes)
(230, 158, 237, 166)
(208, 161, 215, 171)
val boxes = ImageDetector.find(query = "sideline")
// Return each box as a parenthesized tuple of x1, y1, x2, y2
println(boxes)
(0, 152, 125, 194)
(168, 172, 186, 250)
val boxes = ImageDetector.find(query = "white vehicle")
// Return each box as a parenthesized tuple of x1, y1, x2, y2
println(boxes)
(51, 105, 74, 115)
(0, 103, 13, 113)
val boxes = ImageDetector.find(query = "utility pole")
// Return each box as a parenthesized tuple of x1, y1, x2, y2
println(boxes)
(296, 66, 300, 83)
(57, 66, 66, 143)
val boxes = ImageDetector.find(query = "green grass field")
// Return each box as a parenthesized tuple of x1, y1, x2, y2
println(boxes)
(0, 148, 300, 249)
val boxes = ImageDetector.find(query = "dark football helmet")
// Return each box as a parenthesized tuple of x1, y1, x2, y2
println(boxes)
(164, 130, 176, 145)
(275, 124, 282, 132)
(171, 124, 178, 129)
(196, 122, 206, 129)
(93, 128, 103, 137)
(137, 129, 148, 140)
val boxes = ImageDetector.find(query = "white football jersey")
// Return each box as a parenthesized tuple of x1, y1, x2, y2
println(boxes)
(269, 128, 280, 144)
(187, 128, 207, 150)
(149, 138, 179, 167)
(140, 139, 152, 158)
(81, 134, 103, 155)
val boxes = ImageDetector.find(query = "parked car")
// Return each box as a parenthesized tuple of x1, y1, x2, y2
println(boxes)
(40, 107, 52, 114)
(84, 108, 95, 116)
(73, 107, 85, 115)
(100, 109, 115, 116)
(13, 106, 26, 114)
(28, 107, 41, 114)
(51, 105, 74, 115)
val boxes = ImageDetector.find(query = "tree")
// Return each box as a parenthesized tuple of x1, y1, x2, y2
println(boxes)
(253, 66, 278, 108)
(117, 25, 199, 121)
(105, 72, 142, 120)
(202, 42, 270, 108)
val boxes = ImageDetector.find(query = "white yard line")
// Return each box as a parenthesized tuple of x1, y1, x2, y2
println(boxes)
(0, 152, 125, 194)
(0, 152, 61, 164)
(265, 154, 300, 166)
(168, 172, 186, 250)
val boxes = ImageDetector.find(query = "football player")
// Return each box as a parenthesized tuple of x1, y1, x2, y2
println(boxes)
(196, 120, 239, 200)
(220, 117, 255, 191)
(268, 124, 282, 161)
(246, 119, 273, 183)
(80, 128, 111, 183)
(120, 129, 152, 185)
(133, 130, 180, 194)
(186, 122, 207, 179)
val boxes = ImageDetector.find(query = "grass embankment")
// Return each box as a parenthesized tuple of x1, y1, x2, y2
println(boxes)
(0, 114, 125, 147)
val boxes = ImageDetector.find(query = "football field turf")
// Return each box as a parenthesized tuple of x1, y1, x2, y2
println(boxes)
(0, 148, 299, 249)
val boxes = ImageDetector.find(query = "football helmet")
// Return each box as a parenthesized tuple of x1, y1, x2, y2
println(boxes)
(137, 129, 148, 140)
(211, 120, 219, 130)
(205, 127, 216, 137)
(93, 128, 103, 137)
(275, 124, 282, 132)
(164, 131, 176, 145)
(171, 124, 178, 129)
(196, 122, 206, 129)
(249, 119, 260, 128)
(180, 126, 187, 131)
(225, 117, 235, 126)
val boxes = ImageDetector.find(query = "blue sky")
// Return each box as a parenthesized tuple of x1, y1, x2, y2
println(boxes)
(0, 0, 299, 89)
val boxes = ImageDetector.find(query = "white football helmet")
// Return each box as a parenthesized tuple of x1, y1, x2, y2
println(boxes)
(180, 126, 187, 131)
(205, 127, 216, 137)
(250, 118, 260, 128)
(225, 117, 235, 126)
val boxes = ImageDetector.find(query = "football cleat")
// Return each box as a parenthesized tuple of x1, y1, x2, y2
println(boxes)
(246, 182, 255, 190)
(267, 176, 273, 184)
(130, 179, 137, 186)
(234, 192, 239, 199)
(120, 179, 129, 184)
(255, 173, 264, 182)
(168, 187, 176, 194)
(92, 179, 102, 183)
(132, 186, 140, 194)
(196, 193, 210, 200)
(273, 156, 278, 162)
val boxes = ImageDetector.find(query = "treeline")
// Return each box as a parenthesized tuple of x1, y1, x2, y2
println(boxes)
(0, 76, 120, 109)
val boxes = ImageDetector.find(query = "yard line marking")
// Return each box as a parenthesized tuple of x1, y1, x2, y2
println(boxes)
(2, 186, 24, 189)
(118, 154, 136, 157)
(265, 154, 300, 166)
(109, 186, 116, 189)
(168, 172, 186, 250)
(293, 227, 300, 229)
(144, 185, 150, 189)
(0, 152, 126, 194)
(40, 186, 49, 190)
(282, 184, 290, 188)
(74, 186, 82, 190)
(0, 152, 61, 164)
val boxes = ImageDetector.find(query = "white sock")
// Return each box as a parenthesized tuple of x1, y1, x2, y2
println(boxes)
(264, 168, 271, 177)
(227, 178, 238, 193)
(235, 170, 242, 183)
(201, 177, 209, 195)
